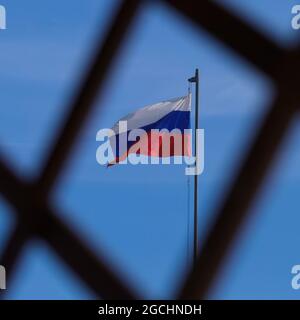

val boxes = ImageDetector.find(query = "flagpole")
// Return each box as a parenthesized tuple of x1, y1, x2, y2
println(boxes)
(188, 68, 199, 269)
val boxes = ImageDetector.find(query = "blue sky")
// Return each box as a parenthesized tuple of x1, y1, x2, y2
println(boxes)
(0, 0, 300, 299)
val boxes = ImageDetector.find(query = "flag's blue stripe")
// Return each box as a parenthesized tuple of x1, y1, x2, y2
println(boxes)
(112, 110, 190, 157)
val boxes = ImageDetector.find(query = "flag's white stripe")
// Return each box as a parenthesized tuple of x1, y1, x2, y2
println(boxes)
(111, 94, 191, 134)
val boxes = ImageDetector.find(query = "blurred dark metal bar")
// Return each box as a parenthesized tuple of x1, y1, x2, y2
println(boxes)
(0, 0, 142, 299)
(0, 157, 33, 299)
(0, 156, 30, 206)
(0, 157, 138, 299)
(167, 0, 300, 299)
(178, 89, 298, 299)
(39, 208, 138, 299)
(39, 0, 141, 193)
(0, 223, 29, 300)
(164, 0, 285, 80)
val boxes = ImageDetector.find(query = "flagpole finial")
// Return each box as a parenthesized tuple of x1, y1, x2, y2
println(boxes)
(188, 76, 196, 83)
(188, 69, 199, 83)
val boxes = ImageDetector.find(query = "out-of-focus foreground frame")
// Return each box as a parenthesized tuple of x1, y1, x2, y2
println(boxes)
(0, 0, 299, 299)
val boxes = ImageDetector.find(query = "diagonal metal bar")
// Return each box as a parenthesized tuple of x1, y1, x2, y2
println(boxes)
(38, 0, 142, 193)
(0, 0, 142, 299)
(0, 157, 41, 299)
(0, 155, 32, 209)
(0, 222, 29, 300)
(178, 87, 299, 299)
(164, 0, 285, 81)
(38, 207, 139, 299)
(0, 158, 139, 299)
(163, 0, 300, 299)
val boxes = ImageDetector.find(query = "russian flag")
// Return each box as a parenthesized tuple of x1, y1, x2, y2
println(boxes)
(109, 94, 191, 165)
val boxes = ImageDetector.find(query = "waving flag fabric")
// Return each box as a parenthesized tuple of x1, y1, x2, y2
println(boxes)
(109, 94, 191, 165)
